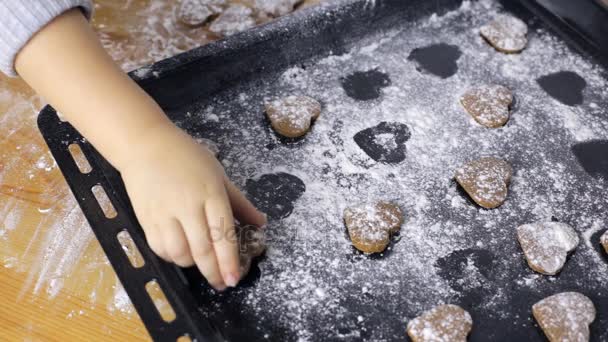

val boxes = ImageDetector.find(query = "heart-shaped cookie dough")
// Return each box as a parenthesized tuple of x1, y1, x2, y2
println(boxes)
(343, 201, 403, 254)
(517, 222, 579, 275)
(533, 292, 596, 342)
(176, 0, 226, 27)
(455, 157, 512, 209)
(265, 95, 322, 138)
(480, 14, 528, 53)
(461, 85, 513, 128)
(407, 304, 473, 342)
(601, 231, 608, 254)
(236, 225, 266, 277)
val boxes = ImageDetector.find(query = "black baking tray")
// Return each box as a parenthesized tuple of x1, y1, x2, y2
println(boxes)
(37, 0, 608, 341)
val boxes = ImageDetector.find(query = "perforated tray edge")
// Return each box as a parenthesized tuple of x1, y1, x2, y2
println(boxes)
(36, 0, 608, 340)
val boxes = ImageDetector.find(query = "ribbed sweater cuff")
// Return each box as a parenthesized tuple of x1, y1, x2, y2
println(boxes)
(0, 0, 93, 76)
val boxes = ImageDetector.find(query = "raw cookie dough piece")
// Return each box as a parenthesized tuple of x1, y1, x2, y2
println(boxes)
(533, 292, 596, 342)
(195, 137, 220, 156)
(176, 0, 226, 27)
(460, 85, 513, 128)
(265, 95, 322, 138)
(209, 4, 256, 36)
(236, 225, 266, 277)
(517, 222, 579, 275)
(601, 231, 608, 254)
(343, 201, 403, 254)
(455, 157, 512, 209)
(407, 304, 473, 342)
(480, 15, 528, 53)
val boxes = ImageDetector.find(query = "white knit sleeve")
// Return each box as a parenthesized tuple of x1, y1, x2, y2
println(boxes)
(0, 0, 93, 76)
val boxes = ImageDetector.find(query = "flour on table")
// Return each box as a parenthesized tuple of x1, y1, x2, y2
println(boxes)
(209, 4, 255, 36)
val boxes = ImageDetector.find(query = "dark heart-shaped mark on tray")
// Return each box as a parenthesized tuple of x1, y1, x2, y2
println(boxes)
(340, 69, 391, 101)
(408, 43, 462, 79)
(353, 122, 411, 163)
(436, 248, 495, 293)
(537, 71, 586, 106)
(572, 140, 608, 179)
(245, 172, 305, 219)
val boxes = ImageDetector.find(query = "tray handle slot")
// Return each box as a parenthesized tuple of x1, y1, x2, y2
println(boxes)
(91, 184, 118, 219)
(145, 280, 177, 323)
(68, 143, 93, 174)
(117, 230, 146, 268)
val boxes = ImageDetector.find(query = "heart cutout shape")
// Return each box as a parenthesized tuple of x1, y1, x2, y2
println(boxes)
(353, 122, 411, 164)
(480, 15, 528, 53)
(343, 201, 403, 254)
(601, 231, 608, 254)
(435, 248, 495, 293)
(265, 95, 321, 138)
(460, 85, 513, 128)
(572, 140, 608, 179)
(517, 222, 579, 275)
(407, 304, 473, 342)
(533, 292, 596, 342)
(245, 172, 306, 220)
(341, 69, 391, 101)
(407, 43, 462, 79)
(537, 71, 587, 106)
(455, 157, 512, 209)
(236, 225, 266, 278)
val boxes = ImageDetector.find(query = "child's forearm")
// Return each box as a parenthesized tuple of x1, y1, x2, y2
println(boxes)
(14, 8, 266, 289)
(15, 9, 174, 170)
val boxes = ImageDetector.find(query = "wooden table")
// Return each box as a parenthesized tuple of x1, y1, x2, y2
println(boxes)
(0, 0, 319, 340)
(0, 77, 150, 340)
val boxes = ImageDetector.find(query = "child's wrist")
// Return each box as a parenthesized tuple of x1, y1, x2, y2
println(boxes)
(113, 119, 182, 172)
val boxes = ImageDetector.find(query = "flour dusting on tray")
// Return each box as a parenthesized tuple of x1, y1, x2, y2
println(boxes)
(176, 0, 608, 340)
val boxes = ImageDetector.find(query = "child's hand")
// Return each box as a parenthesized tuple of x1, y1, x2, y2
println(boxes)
(119, 124, 266, 290)
(13, 9, 268, 290)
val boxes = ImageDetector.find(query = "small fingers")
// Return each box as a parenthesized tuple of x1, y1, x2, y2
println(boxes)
(205, 190, 240, 287)
(144, 222, 170, 261)
(224, 177, 267, 227)
(182, 209, 226, 291)
(162, 218, 195, 268)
